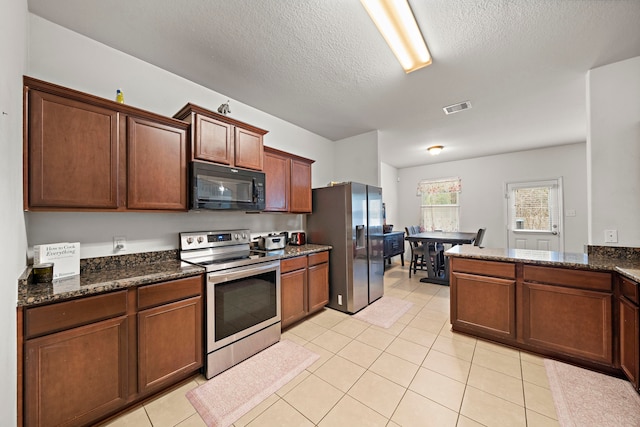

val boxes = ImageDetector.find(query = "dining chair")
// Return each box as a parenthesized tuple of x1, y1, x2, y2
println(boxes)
(405, 227, 426, 277)
(473, 228, 486, 246)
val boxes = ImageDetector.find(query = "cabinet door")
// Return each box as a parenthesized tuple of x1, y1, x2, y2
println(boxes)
(290, 158, 312, 213)
(522, 282, 613, 364)
(24, 316, 128, 427)
(263, 149, 290, 212)
(194, 114, 233, 165)
(127, 117, 187, 210)
(27, 89, 119, 209)
(308, 262, 329, 313)
(138, 296, 203, 394)
(451, 272, 516, 340)
(235, 127, 264, 170)
(281, 269, 307, 328)
(620, 297, 639, 389)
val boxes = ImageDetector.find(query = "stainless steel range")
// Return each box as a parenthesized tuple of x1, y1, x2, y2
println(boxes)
(180, 229, 282, 379)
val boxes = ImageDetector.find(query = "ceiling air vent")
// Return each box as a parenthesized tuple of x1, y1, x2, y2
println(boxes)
(443, 101, 472, 115)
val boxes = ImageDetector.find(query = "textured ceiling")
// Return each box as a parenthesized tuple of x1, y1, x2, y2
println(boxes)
(27, 0, 640, 168)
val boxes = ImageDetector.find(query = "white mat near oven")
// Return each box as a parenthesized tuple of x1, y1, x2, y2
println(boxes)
(186, 340, 319, 427)
(353, 296, 413, 328)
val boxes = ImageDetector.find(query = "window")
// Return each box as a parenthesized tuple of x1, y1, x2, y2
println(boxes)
(417, 177, 461, 232)
(509, 181, 559, 232)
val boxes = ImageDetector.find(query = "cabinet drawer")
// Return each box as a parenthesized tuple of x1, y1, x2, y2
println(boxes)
(523, 265, 612, 292)
(450, 258, 515, 279)
(281, 256, 307, 273)
(138, 276, 202, 310)
(25, 290, 127, 339)
(620, 276, 639, 304)
(308, 251, 329, 267)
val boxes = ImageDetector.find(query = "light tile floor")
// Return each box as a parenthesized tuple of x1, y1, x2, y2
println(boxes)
(104, 263, 560, 427)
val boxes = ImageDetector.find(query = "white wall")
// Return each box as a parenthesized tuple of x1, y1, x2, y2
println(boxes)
(26, 15, 336, 257)
(587, 56, 640, 247)
(0, 0, 28, 422)
(398, 143, 588, 253)
(380, 162, 399, 228)
(332, 130, 380, 187)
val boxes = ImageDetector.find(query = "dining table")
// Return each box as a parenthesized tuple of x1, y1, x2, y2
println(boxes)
(405, 231, 477, 285)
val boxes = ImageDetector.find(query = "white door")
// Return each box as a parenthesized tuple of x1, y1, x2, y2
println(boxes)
(505, 179, 563, 252)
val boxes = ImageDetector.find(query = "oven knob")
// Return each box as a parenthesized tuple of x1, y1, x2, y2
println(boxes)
(197, 236, 204, 243)
(234, 233, 240, 240)
(241, 232, 247, 240)
(186, 237, 194, 245)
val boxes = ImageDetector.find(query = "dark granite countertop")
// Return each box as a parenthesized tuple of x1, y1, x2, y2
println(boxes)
(17, 245, 332, 308)
(445, 244, 640, 280)
(279, 244, 332, 258)
(18, 250, 204, 308)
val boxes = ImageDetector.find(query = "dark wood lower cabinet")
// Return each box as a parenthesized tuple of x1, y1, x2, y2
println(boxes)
(451, 271, 516, 340)
(138, 296, 203, 394)
(619, 275, 640, 391)
(24, 316, 129, 427)
(308, 253, 330, 313)
(281, 251, 329, 329)
(22, 275, 204, 427)
(522, 282, 613, 364)
(450, 257, 618, 372)
(281, 268, 307, 328)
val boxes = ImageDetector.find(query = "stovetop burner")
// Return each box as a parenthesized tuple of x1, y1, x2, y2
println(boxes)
(179, 230, 283, 272)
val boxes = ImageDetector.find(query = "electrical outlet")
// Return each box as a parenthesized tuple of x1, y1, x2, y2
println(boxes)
(114, 236, 127, 252)
(604, 230, 618, 243)
(338, 294, 343, 305)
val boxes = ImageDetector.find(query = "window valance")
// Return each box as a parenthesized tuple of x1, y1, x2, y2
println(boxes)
(416, 177, 461, 196)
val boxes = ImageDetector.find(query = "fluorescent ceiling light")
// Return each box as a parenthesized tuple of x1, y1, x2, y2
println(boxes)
(361, 0, 432, 73)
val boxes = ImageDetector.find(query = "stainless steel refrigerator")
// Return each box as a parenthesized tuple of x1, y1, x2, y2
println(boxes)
(307, 182, 384, 314)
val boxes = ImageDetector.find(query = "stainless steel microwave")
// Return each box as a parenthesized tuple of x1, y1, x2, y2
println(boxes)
(191, 161, 266, 211)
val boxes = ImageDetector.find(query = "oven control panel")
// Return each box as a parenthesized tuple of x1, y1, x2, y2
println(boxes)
(180, 229, 250, 250)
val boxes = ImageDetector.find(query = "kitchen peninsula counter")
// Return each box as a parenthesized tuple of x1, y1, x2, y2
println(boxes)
(446, 244, 640, 275)
(17, 250, 204, 307)
(446, 243, 640, 387)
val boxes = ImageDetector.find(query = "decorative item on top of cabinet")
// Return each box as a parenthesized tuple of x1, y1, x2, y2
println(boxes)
(173, 103, 267, 171)
(23, 76, 189, 212)
(263, 146, 315, 213)
(280, 251, 329, 328)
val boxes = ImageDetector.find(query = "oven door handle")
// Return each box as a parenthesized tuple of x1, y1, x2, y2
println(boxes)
(207, 261, 280, 284)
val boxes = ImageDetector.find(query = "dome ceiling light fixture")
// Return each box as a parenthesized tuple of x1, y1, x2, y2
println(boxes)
(427, 145, 443, 155)
(360, 0, 432, 73)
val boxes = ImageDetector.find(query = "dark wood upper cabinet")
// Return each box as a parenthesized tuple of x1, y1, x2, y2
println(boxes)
(290, 158, 313, 213)
(263, 146, 314, 213)
(127, 116, 187, 210)
(174, 103, 267, 171)
(27, 89, 120, 209)
(194, 114, 233, 165)
(263, 148, 290, 212)
(23, 76, 190, 212)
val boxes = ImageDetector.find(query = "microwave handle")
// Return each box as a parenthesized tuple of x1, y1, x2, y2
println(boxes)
(252, 177, 258, 202)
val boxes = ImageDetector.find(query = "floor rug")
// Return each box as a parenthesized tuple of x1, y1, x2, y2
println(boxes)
(353, 296, 413, 328)
(544, 359, 640, 427)
(186, 340, 319, 427)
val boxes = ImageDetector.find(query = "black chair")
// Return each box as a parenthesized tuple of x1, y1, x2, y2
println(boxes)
(473, 228, 486, 246)
(405, 227, 426, 277)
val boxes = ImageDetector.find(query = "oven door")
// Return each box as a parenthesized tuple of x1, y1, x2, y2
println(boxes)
(206, 260, 281, 352)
